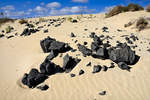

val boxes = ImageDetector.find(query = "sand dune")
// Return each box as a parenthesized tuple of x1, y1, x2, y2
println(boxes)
(0, 11, 150, 100)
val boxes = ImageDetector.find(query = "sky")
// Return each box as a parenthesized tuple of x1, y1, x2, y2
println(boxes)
(0, 0, 149, 19)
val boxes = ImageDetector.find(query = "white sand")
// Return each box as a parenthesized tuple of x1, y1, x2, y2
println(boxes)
(0, 11, 150, 100)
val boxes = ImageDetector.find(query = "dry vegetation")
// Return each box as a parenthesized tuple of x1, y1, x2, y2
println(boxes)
(18, 19, 28, 24)
(136, 17, 148, 31)
(0, 18, 14, 26)
(105, 3, 144, 18)
(146, 5, 150, 12)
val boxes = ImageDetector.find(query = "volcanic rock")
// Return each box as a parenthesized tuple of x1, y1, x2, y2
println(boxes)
(92, 65, 102, 73)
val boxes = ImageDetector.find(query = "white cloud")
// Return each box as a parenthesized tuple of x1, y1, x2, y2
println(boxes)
(46, 2, 61, 8)
(34, 6, 48, 14)
(50, 6, 95, 15)
(0, 5, 15, 10)
(72, 0, 88, 3)
(4, 11, 30, 18)
(102, 6, 115, 13)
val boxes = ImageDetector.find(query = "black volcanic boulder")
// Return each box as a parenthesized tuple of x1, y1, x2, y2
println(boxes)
(22, 68, 47, 88)
(117, 62, 131, 71)
(40, 36, 56, 53)
(91, 42, 99, 52)
(108, 43, 136, 65)
(93, 35, 103, 45)
(63, 54, 81, 72)
(37, 84, 49, 91)
(49, 41, 66, 52)
(40, 36, 71, 53)
(92, 65, 102, 73)
(77, 44, 92, 56)
(40, 60, 63, 75)
(20, 28, 39, 36)
(92, 47, 108, 59)
(45, 50, 58, 61)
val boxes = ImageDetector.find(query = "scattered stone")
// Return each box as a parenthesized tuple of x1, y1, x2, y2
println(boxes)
(7, 35, 14, 39)
(117, 29, 123, 32)
(70, 73, 76, 77)
(109, 62, 115, 68)
(71, 49, 77, 52)
(0, 34, 4, 38)
(93, 35, 102, 45)
(92, 65, 102, 73)
(72, 19, 78, 23)
(37, 84, 49, 91)
(84, 29, 88, 31)
(44, 29, 48, 33)
(22, 68, 48, 88)
(103, 65, 108, 71)
(102, 27, 109, 32)
(84, 42, 87, 45)
(79, 69, 84, 75)
(99, 91, 106, 95)
(63, 54, 81, 72)
(89, 32, 95, 38)
(117, 62, 131, 71)
(20, 28, 39, 36)
(77, 44, 92, 56)
(86, 62, 91, 67)
(71, 32, 76, 37)
(26, 23, 34, 28)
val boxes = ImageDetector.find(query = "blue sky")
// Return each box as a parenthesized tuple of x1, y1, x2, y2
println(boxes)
(0, 0, 149, 18)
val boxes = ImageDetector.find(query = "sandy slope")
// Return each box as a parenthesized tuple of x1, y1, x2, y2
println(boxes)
(0, 11, 150, 100)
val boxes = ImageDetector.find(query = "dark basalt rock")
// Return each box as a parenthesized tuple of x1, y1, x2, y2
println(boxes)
(20, 28, 39, 36)
(109, 62, 115, 68)
(92, 65, 102, 73)
(89, 32, 95, 38)
(44, 29, 48, 33)
(77, 44, 92, 56)
(79, 69, 84, 75)
(40, 36, 72, 53)
(40, 60, 63, 75)
(117, 62, 131, 71)
(22, 68, 48, 88)
(45, 50, 58, 61)
(37, 84, 49, 91)
(70, 73, 76, 77)
(102, 26, 109, 33)
(71, 32, 76, 37)
(49, 41, 66, 52)
(26, 23, 34, 28)
(86, 62, 91, 67)
(0, 34, 4, 38)
(92, 47, 109, 59)
(108, 43, 137, 65)
(84, 42, 87, 45)
(63, 54, 81, 72)
(103, 65, 108, 71)
(91, 42, 99, 52)
(99, 91, 106, 95)
(72, 19, 78, 23)
(93, 35, 103, 45)
(130, 34, 138, 41)
(40, 36, 56, 53)
(7, 35, 14, 39)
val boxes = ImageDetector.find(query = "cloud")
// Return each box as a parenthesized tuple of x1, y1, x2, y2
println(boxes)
(0, 5, 15, 10)
(46, 2, 61, 8)
(50, 6, 95, 15)
(4, 10, 30, 18)
(72, 0, 88, 3)
(102, 6, 115, 13)
(34, 6, 48, 14)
